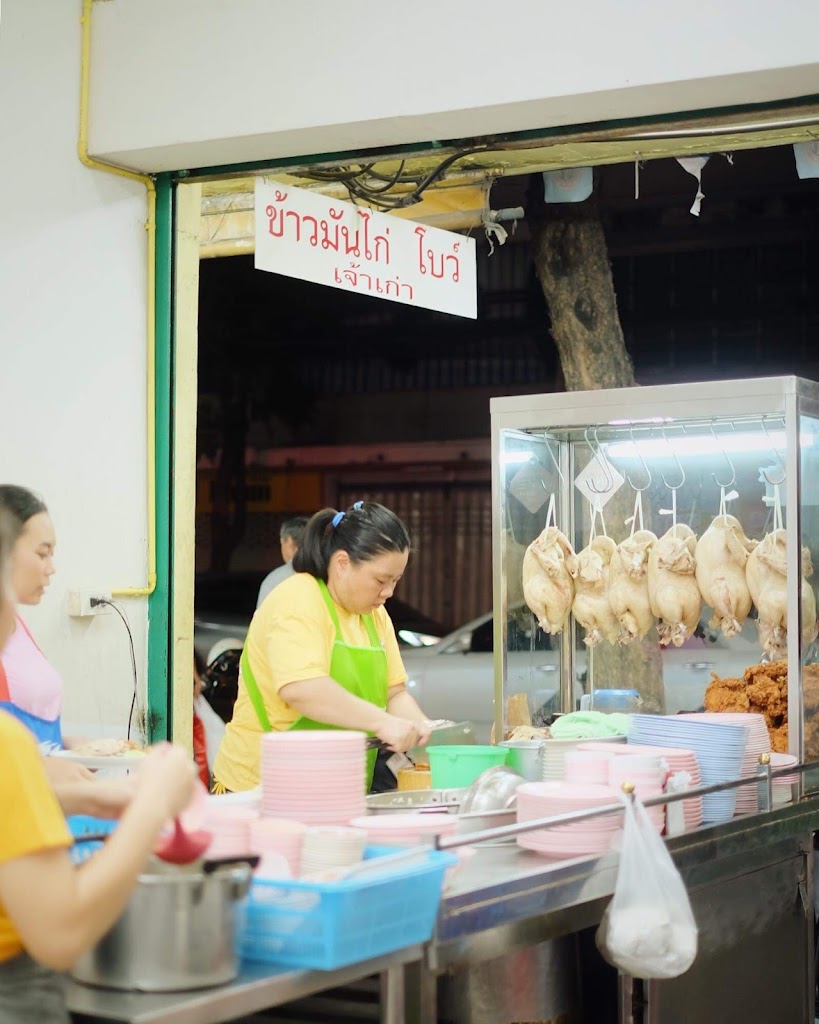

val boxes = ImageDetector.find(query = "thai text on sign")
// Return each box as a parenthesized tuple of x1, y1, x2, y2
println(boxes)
(254, 179, 477, 319)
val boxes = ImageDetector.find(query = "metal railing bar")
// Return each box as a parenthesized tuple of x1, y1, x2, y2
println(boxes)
(436, 759, 815, 851)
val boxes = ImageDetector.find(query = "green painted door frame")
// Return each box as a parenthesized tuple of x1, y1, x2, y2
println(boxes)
(147, 172, 174, 741)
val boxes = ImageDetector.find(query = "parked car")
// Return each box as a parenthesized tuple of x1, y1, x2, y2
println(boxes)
(402, 610, 763, 742)
(193, 571, 446, 663)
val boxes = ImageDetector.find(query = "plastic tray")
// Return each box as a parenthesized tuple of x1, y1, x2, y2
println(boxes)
(67, 815, 118, 865)
(240, 845, 455, 970)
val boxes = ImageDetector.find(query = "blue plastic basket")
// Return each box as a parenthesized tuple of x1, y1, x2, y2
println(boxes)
(240, 845, 455, 970)
(67, 815, 118, 865)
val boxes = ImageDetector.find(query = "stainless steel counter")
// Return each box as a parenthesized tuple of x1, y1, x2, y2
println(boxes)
(67, 797, 819, 1024)
(434, 795, 819, 968)
(428, 797, 819, 1024)
(66, 944, 423, 1024)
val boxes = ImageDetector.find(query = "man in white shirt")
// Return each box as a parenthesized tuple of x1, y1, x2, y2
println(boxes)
(256, 515, 310, 608)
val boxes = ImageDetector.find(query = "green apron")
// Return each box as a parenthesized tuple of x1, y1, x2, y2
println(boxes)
(241, 577, 388, 787)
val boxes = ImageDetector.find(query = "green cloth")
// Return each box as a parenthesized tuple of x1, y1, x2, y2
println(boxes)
(550, 711, 630, 740)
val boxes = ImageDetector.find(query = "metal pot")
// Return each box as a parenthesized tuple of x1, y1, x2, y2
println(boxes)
(498, 739, 546, 781)
(71, 860, 253, 992)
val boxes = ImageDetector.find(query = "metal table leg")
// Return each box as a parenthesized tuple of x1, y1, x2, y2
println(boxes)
(381, 965, 405, 1024)
(401, 960, 437, 1024)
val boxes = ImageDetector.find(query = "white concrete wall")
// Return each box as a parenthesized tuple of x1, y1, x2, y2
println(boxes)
(0, 0, 150, 737)
(89, 0, 819, 172)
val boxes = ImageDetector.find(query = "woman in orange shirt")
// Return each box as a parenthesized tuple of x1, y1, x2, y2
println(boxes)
(0, 507, 197, 1023)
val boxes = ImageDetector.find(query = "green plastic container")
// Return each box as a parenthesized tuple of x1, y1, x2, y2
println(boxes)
(426, 745, 508, 789)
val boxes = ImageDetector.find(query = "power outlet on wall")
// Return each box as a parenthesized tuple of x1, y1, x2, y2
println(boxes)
(67, 589, 113, 618)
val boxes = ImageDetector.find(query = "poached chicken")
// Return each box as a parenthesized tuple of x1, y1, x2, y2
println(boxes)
(522, 526, 577, 635)
(608, 530, 658, 644)
(648, 525, 702, 648)
(695, 515, 757, 638)
(571, 535, 620, 647)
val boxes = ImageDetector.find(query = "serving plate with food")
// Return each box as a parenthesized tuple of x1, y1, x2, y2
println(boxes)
(52, 738, 145, 770)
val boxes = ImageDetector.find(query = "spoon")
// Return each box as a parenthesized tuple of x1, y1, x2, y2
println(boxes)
(154, 817, 212, 865)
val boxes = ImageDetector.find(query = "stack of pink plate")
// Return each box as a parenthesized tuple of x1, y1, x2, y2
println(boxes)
(349, 812, 459, 847)
(563, 750, 611, 786)
(249, 817, 307, 877)
(677, 713, 769, 816)
(578, 741, 703, 830)
(516, 781, 621, 859)
(607, 754, 665, 833)
(770, 751, 798, 782)
(202, 803, 259, 859)
(260, 730, 367, 825)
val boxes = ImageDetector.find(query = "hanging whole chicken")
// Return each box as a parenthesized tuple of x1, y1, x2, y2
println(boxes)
(522, 526, 577, 635)
(608, 530, 658, 644)
(695, 514, 757, 638)
(571, 535, 621, 647)
(745, 529, 818, 658)
(648, 525, 702, 648)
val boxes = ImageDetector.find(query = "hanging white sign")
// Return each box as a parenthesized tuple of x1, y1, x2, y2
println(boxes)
(254, 180, 477, 319)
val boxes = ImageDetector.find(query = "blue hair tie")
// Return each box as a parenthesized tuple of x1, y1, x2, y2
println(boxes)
(353, 501, 363, 511)
(332, 511, 345, 528)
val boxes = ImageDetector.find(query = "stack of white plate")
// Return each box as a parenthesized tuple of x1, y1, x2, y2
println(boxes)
(770, 752, 799, 806)
(541, 735, 626, 782)
(299, 825, 367, 877)
(516, 781, 621, 859)
(676, 712, 769, 816)
(260, 730, 367, 825)
(628, 715, 746, 824)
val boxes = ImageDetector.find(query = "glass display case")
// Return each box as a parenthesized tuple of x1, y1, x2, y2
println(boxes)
(490, 376, 819, 763)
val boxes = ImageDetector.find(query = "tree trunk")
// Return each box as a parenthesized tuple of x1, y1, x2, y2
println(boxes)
(531, 195, 666, 713)
(531, 200, 635, 391)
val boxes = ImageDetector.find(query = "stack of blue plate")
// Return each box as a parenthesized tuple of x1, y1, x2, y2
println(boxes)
(628, 715, 748, 824)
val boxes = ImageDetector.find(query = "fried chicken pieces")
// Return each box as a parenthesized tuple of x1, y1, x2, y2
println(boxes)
(705, 661, 790, 752)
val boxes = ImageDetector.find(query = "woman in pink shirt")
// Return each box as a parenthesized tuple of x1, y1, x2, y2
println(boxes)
(0, 486, 67, 749)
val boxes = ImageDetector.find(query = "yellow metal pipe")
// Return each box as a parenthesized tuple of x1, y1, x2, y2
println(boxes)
(78, 0, 157, 597)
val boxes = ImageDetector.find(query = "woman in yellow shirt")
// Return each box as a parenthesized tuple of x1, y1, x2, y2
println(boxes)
(215, 502, 433, 792)
(0, 508, 197, 1023)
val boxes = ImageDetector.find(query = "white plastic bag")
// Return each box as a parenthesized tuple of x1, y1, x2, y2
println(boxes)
(596, 794, 698, 979)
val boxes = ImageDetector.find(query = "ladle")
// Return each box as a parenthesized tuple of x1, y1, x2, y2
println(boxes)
(154, 817, 212, 865)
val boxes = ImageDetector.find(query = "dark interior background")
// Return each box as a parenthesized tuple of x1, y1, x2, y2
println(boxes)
(195, 144, 819, 632)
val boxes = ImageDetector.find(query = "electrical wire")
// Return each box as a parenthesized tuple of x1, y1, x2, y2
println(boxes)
(297, 146, 491, 211)
(92, 598, 140, 741)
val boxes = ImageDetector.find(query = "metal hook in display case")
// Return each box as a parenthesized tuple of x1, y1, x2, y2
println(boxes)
(584, 425, 614, 494)
(543, 436, 565, 485)
(760, 417, 786, 486)
(710, 420, 737, 488)
(624, 425, 652, 492)
(660, 423, 686, 490)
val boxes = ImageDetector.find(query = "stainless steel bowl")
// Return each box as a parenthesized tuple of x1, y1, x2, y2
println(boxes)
(459, 766, 526, 814)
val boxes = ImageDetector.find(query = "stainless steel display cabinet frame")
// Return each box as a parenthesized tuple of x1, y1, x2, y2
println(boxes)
(490, 376, 819, 761)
